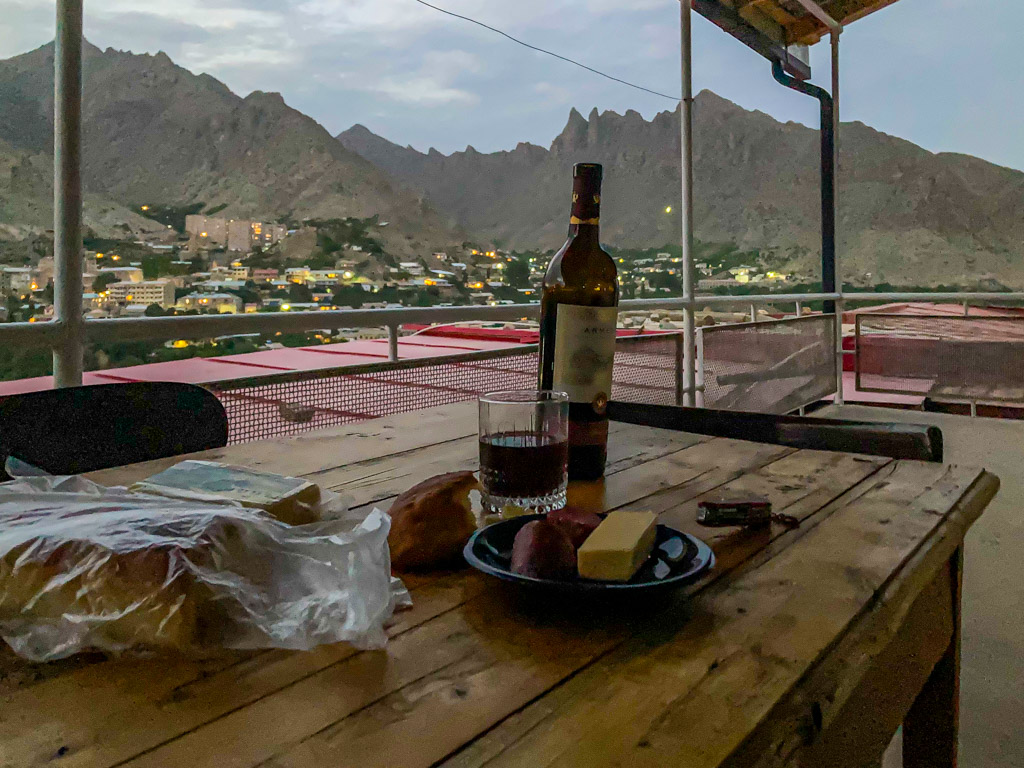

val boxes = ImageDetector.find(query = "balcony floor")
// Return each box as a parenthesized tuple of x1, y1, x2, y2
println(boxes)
(821, 405, 1024, 768)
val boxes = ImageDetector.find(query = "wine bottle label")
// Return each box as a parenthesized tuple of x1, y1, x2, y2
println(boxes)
(569, 216, 600, 225)
(552, 304, 617, 406)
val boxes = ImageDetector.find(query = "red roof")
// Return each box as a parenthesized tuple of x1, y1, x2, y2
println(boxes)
(0, 336, 523, 397)
(842, 302, 1024, 321)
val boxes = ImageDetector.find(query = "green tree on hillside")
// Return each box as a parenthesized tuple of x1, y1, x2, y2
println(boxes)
(505, 259, 530, 289)
(288, 282, 313, 302)
(92, 272, 117, 292)
(332, 285, 365, 308)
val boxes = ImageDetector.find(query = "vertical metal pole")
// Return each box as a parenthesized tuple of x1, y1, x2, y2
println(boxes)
(795, 301, 803, 317)
(831, 29, 841, 301)
(962, 301, 969, 317)
(387, 324, 399, 361)
(53, 0, 84, 387)
(749, 303, 757, 323)
(834, 298, 845, 405)
(674, 332, 684, 406)
(679, 0, 696, 407)
(695, 328, 705, 408)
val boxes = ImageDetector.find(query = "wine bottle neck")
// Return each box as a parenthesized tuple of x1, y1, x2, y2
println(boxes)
(568, 221, 600, 243)
(568, 175, 601, 239)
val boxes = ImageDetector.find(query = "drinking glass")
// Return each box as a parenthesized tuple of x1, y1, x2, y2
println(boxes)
(478, 390, 569, 514)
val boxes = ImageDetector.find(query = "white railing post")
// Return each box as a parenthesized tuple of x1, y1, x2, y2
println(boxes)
(831, 28, 841, 300)
(749, 303, 757, 322)
(679, 0, 697, 407)
(387, 324, 399, 361)
(674, 332, 684, 406)
(795, 301, 803, 318)
(834, 298, 845, 406)
(695, 328, 705, 408)
(52, 0, 84, 387)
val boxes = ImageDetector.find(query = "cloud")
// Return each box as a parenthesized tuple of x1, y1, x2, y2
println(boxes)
(351, 50, 481, 107)
(534, 81, 572, 105)
(95, 0, 282, 31)
(181, 42, 298, 72)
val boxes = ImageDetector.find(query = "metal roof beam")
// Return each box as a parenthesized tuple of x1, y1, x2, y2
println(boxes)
(791, 0, 841, 31)
(691, 0, 812, 80)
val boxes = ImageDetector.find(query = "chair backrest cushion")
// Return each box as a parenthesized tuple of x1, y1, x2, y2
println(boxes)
(0, 382, 229, 475)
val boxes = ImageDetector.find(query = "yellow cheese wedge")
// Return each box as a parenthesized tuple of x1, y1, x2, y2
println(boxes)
(577, 510, 658, 582)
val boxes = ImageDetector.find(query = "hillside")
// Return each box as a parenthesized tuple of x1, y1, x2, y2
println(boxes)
(339, 93, 1024, 287)
(0, 42, 464, 255)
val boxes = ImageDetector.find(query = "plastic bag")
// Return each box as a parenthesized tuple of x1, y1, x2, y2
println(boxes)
(0, 475, 410, 662)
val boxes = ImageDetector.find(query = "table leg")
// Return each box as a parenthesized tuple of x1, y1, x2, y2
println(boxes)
(903, 546, 963, 768)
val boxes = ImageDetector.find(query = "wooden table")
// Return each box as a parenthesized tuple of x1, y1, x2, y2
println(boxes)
(0, 402, 999, 768)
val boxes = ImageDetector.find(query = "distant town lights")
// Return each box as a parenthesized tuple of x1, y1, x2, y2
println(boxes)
(665, 206, 672, 214)
(140, 205, 149, 211)
(342, 271, 354, 279)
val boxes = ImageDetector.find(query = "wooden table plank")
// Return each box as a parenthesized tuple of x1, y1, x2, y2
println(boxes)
(733, 473, 996, 768)
(0, 574, 486, 768)
(329, 422, 710, 514)
(86, 402, 483, 487)
(432, 464, 996, 768)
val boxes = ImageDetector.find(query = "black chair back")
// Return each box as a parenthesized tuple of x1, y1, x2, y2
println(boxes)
(607, 401, 943, 462)
(0, 382, 229, 476)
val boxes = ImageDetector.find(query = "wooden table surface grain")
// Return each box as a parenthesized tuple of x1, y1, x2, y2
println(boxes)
(0, 401, 999, 768)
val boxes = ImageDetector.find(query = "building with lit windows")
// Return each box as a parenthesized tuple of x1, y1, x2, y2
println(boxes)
(106, 280, 175, 308)
(96, 266, 144, 284)
(0, 267, 34, 295)
(185, 215, 287, 252)
(175, 292, 244, 314)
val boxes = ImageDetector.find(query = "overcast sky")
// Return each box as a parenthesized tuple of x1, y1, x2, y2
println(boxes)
(1, 0, 1022, 171)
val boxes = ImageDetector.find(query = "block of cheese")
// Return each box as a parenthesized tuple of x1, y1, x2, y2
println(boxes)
(577, 510, 658, 582)
(131, 460, 321, 525)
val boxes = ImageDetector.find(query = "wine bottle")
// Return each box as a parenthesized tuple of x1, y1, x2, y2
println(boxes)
(539, 162, 619, 481)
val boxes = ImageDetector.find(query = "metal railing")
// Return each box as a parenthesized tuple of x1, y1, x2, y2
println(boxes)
(10, 291, 1024, 408)
(855, 313, 1024, 413)
(699, 314, 836, 413)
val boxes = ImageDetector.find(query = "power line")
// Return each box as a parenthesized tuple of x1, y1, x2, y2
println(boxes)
(411, 0, 681, 102)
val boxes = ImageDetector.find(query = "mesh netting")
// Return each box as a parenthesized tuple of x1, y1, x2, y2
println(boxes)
(700, 316, 836, 414)
(211, 335, 683, 444)
(856, 314, 1024, 403)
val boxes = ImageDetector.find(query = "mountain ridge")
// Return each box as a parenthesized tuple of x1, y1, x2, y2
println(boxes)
(0, 41, 465, 254)
(339, 91, 1024, 287)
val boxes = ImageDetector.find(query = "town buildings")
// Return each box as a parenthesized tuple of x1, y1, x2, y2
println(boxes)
(184, 215, 287, 253)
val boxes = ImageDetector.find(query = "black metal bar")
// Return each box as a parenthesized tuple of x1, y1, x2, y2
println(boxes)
(771, 58, 836, 315)
(693, 0, 812, 80)
(607, 400, 943, 462)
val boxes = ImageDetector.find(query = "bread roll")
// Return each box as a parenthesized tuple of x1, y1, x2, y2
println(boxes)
(388, 472, 479, 571)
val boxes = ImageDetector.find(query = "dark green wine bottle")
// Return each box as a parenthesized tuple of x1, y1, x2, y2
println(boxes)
(538, 163, 619, 481)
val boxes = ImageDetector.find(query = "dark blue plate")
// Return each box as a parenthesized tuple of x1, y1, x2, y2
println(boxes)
(463, 514, 715, 595)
